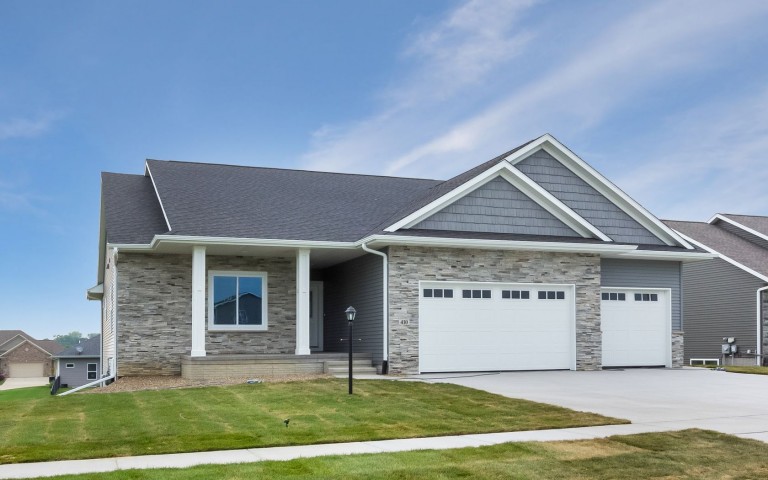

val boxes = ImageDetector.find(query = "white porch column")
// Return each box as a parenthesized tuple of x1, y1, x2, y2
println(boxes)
(191, 245, 207, 357)
(296, 248, 311, 355)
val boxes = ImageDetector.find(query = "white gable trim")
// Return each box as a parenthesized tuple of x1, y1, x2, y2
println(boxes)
(505, 135, 693, 249)
(144, 162, 172, 232)
(673, 230, 768, 283)
(384, 161, 612, 241)
(0, 333, 26, 351)
(709, 214, 768, 244)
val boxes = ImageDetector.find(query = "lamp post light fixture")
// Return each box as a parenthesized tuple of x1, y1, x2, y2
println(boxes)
(345, 306, 356, 395)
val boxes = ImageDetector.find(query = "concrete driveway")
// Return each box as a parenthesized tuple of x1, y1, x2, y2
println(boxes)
(0, 377, 49, 391)
(421, 367, 768, 442)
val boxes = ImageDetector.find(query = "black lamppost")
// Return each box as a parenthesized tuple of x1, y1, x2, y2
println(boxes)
(345, 306, 356, 394)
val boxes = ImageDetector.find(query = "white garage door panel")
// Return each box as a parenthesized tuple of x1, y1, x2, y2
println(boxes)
(419, 282, 574, 372)
(9, 362, 45, 378)
(601, 289, 670, 367)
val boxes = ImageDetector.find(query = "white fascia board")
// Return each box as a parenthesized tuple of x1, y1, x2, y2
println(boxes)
(0, 334, 25, 350)
(384, 162, 509, 232)
(605, 250, 716, 262)
(87, 283, 104, 301)
(710, 214, 768, 244)
(364, 234, 636, 255)
(674, 230, 768, 282)
(144, 161, 172, 232)
(497, 168, 612, 241)
(506, 135, 693, 249)
(151, 235, 359, 250)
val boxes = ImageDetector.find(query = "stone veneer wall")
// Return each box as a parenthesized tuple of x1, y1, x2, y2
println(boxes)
(117, 253, 296, 376)
(387, 246, 602, 374)
(672, 331, 684, 368)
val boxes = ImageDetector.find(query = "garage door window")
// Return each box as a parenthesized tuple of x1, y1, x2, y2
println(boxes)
(634, 293, 658, 302)
(462, 289, 491, 299)
(601, 292, 626, 301)
(423, 288, 453, 298)
(538, 290, 565, 300)
(502, 290, 530, 299)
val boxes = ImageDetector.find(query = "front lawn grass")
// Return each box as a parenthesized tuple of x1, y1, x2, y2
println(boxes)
(722, 365, 768, 375)
(32, 429, 768, 480)
(0, 379, 625, 465)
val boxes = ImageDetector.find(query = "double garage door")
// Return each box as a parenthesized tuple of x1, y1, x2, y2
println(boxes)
(418, 282, 670, 373)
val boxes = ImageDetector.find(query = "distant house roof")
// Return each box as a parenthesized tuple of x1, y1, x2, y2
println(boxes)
(56, 335, 101, 358)
(664, 219, 768, 280)
(0, 330, 64, 356)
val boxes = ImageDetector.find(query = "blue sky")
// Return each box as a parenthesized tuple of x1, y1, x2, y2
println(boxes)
(2, 0, 768, 340)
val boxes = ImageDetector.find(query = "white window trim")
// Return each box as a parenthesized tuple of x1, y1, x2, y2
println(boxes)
(87, 363, 97, 380)
(65, 363, 75, 369)
(208, 270, 269, 331)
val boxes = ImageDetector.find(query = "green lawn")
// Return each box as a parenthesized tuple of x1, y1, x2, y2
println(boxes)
(0, 379, 626, 465)
(29, 429, 768, 480)
(721, 365, 768, 375)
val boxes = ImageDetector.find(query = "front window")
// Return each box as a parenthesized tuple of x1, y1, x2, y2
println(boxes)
(209, 271, 268, 330)
(87, 363, 97, 380)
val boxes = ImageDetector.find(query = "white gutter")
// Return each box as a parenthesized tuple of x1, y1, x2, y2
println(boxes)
(758, 286, 768, 366)
(362, 242, 389, 372)
(58, 358, 116, 396)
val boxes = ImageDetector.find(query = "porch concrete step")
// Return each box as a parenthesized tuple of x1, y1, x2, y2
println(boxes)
(324, 359, 378, 376)
(327, 366, 379, 377)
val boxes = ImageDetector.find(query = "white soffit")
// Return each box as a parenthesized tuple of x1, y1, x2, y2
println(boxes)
(505, 135, 693, 249)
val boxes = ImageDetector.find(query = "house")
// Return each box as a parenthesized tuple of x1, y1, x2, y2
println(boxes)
(0, 330, 64, 378)
(664, 215, 768, 365)
(54, 335, 102, 388)
(88, 134, 711, 379)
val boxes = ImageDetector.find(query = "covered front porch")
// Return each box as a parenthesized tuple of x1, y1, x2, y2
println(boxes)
(177, 241, 385, 379)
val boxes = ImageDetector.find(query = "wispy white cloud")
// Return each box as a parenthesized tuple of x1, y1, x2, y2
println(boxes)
(301, 0, 768, 185)
(613, 87, 768, 220)
(0, 112, 61, 141)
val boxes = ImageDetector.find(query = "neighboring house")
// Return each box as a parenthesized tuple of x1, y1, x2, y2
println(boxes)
(0, 330, 64, 378)
(665, 215, 768, 365)
(54, 335, 102, 388)
(88, 134, 711, 379)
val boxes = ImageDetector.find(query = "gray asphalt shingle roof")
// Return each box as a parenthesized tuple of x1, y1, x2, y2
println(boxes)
(664, 219, 768, 278)
(719, 214, 768, 237)
(144, 160, 440, 242)
(102, 173, 168, 244)
(56, 335, 101, 358)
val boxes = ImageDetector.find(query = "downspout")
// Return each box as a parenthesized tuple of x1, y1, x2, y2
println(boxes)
(361, 242, 389, 374)
(757, 286, 768, 366)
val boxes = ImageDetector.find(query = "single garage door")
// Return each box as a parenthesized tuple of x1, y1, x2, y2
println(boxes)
(601, 288, 671, 367)
(9, 362, 45, 378)
(419, 282, 575, 373)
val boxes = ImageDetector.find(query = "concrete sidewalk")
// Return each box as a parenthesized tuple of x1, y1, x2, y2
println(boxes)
(0, 423, 678, 479)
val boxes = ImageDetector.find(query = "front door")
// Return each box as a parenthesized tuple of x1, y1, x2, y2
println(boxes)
(310, 281, 324, 351)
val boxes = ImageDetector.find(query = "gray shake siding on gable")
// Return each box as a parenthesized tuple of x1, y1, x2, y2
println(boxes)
(600, 258, 682, 330)
(516, 151, 665, 245)
(681, 257, 764, 362)
(322, 254, 384, 366)
(412, 177, 580, 237)
(386, 246, 602, 374)
(116, 253, 296, 375)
